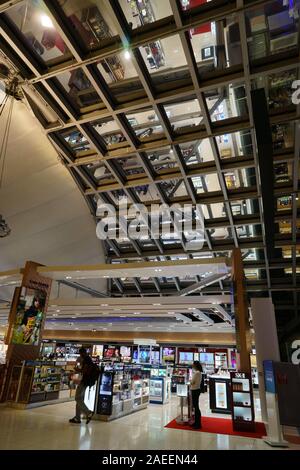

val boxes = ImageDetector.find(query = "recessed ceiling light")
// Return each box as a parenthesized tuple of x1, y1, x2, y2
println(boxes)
(66, 276, 72, 280)
(41, 14, 54, 28)
(56, 309, 60, 313)
(154, 269, 162, 272)
(124, 49, 131, 60)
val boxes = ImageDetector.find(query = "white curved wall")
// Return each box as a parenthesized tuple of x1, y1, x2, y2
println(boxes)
(0, 94, 107, 301)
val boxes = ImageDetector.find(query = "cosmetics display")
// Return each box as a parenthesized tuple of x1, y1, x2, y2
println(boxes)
(209, 373, 232, 414)
(230, 371, 255, 432)
(149, 376, 171, 404)
(170, 366, 192, 393)
(96, 364, 150, 421)
(6, 360, 75, 406)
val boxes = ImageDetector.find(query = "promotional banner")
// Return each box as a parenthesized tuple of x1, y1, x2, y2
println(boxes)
(11, 287, 46, 346)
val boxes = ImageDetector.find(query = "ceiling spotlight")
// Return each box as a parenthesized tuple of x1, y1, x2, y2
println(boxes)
(124, 49, 131, 60)
(41, 14, 54, 28)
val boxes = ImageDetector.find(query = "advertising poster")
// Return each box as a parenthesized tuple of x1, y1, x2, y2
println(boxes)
(11, 287, 47, 346)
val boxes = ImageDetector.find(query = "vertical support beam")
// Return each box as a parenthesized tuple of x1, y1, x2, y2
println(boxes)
(232, 248, 251, 373)
(251, 89, 275, 261)
(251, 298, 280, 424)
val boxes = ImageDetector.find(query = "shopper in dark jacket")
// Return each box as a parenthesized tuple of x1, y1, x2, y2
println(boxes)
(69, 348, 94, 424)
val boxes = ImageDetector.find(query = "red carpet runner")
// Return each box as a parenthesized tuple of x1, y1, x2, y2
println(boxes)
(165, 417, 266, 439)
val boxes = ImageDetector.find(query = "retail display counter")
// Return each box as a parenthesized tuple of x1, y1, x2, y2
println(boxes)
(209, 374, 232, 414)
(230, 371, 255, 432)
(149, 376, 171, 404)
(95, 364, 150, 421)
(6, 360, 75, 407)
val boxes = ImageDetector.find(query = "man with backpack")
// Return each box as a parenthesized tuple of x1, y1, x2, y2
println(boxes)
(69, 347, 99, 424)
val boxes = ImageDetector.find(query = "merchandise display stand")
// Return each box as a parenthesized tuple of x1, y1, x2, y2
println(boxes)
(230, 371, 255, 432)
(5, 360, 75, 408)
(95, 364, 150, 421)
(176, 384, 191, 425)
(149, 376, 171, 404)
(209, 374, 232, 414)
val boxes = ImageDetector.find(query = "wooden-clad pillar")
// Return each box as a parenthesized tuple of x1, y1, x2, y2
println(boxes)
(231, 248, 251, 373)
(2, 261, 52, 401)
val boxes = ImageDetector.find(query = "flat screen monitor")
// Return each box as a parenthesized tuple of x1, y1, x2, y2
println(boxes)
(120, 346, 131, 360)
(139, 346, 150, 364)
(151, 350, 160, 364)
(103, 345, 120, 359)
(162, 347, 175, 363)
(99, 372, 113, 396)
(179, 352, 194, 364)
(92, 344, 103, 358)
(132, 346, 139, 362)
(200, 352, 214, 365)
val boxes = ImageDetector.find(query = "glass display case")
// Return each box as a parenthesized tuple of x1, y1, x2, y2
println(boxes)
(209, 374, 232, 414)
(171, 366, 192, 393)
(230, 371, 255, 432)
(6, 360, 74, 406)
(149, 376, 171, 404)
(96, 364, 150, 420)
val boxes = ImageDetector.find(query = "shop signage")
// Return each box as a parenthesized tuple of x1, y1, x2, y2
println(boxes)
(234, 372, 246, 379)
(290, 339, 300, 365)
(292, 80, 300, 104)
(263, 360, 276, 394)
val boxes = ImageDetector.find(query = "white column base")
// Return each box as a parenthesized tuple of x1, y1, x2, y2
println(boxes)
(263, 437, 289, 448)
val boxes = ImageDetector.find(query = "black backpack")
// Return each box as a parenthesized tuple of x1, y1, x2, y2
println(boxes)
(200, 374, 206, 393)
(85, 362, 100, 387)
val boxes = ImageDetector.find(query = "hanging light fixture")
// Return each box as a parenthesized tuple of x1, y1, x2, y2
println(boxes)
(0, 215, 10, 238)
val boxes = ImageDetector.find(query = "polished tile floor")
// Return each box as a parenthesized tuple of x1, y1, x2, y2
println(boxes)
(0, 394, 298, 450)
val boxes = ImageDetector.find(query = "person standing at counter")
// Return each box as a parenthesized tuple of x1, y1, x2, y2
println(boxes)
(190, 361, 203, 429)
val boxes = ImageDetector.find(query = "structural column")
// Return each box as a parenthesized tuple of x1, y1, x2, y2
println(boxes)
(251, 298, 281, 423)
(231, 248, 251, 373)
(2, 261, 52, 401)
